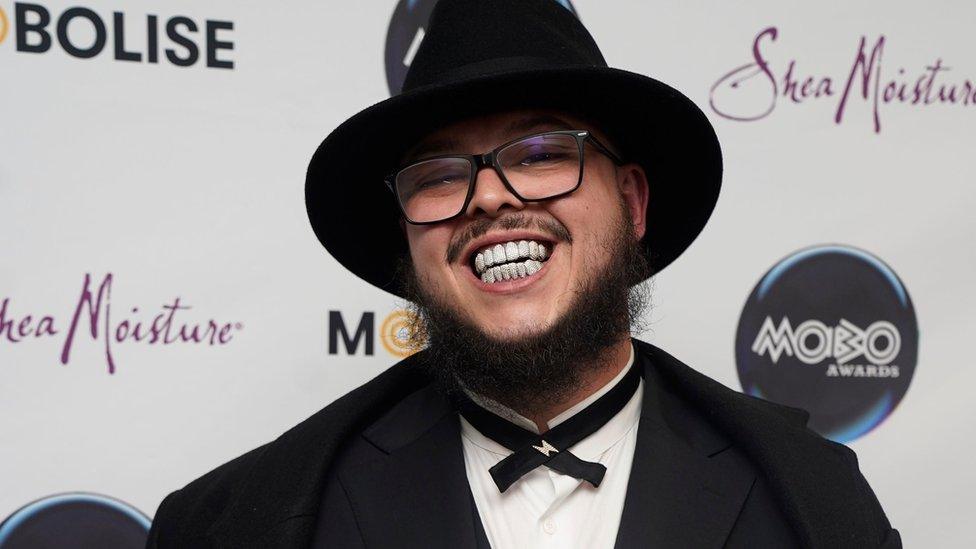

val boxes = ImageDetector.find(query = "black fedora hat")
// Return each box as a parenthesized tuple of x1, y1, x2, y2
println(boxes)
(305, 0, 721, 298)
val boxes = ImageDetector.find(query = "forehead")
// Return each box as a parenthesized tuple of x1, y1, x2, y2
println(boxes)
(401, 109, 592, 162)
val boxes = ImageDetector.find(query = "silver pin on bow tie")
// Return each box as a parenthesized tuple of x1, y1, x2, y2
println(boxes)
(532, 440, 559, 457)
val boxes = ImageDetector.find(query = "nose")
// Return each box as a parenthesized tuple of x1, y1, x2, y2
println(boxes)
(464, 165, 525, 218)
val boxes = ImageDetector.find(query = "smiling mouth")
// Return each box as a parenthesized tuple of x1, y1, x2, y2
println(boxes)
(470, 239, 551, 284)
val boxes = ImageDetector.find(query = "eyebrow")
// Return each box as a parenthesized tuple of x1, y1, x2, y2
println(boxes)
(503, 114, 576, 136)
(401, 114, 577, 163)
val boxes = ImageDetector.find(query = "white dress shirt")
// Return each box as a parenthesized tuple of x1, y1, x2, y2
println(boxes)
(460, 344, 642, 549)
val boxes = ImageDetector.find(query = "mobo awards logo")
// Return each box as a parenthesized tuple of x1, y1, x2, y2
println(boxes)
(0, 6, 9, 45)
(735, 245, 918, 443)
(328, 308, 421, 358)
(0, 492, 149, 548)
(384, 0, 577, 94)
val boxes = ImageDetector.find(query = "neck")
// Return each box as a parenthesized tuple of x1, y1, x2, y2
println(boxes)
(522, 337, 633, 432)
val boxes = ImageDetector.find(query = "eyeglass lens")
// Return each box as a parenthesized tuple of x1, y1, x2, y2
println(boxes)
(395, 133, 582, 223)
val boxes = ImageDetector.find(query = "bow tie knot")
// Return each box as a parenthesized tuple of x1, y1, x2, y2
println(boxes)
(456, 363, 642, 493)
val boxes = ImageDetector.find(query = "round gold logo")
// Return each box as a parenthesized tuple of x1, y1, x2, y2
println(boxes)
(379, 309, 422, 358)
(0, 7, 9, 45)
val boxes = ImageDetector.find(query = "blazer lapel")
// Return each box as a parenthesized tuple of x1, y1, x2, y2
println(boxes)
(336, 384, 482, 549)
(614, 350, 755, 548)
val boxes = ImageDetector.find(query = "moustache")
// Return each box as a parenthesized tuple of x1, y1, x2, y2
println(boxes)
(445, 213, 573, 264)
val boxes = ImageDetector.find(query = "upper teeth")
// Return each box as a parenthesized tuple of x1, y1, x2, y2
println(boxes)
(473, 239, 549, 282)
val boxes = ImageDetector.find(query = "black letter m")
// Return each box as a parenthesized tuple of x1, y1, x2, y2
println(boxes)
(328, 311, 374, 355)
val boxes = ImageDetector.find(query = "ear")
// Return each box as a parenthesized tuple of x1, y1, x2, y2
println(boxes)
(617, 162, 650, 240)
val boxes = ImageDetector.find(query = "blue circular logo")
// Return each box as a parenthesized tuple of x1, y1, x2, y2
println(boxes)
(0, 493, 150, 549)
(735, 245, 918, 443)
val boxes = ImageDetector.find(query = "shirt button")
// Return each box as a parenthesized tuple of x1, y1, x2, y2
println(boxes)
(543, 518, 556, 535)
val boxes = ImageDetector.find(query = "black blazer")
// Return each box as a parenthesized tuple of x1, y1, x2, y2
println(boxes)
(147, 340, 901, 548)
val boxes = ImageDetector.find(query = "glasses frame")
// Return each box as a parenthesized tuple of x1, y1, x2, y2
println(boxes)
(385, 129, 625, 225)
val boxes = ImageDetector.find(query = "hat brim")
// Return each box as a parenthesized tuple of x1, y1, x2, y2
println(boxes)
(305, 66, 722, 298)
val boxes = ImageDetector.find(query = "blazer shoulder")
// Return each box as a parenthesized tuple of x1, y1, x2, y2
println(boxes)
(634, 338, 812, 426)
(632, 339, 898, 546)
(738, 386, 813, 427)
(633, 338, 864, 462)
(147, 441, 272, 547)
(148, 352, 432, 547)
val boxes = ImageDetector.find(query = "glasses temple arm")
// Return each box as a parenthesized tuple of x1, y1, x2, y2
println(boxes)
(586, 135, 625, 165)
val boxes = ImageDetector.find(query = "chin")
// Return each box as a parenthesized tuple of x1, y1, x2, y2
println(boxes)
(461, 286, 570, 332)
(471, 312, 555, 342)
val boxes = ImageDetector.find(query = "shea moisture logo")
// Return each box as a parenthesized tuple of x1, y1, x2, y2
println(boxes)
(3, 2, 234, 68)
(711, 26, 975, 133)
(0, 273, 243, 374)
(752, 317, 901, 378)
(735, 245, 917, 443)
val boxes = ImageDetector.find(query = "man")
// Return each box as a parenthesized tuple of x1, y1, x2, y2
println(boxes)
(147, 0, 900, 547)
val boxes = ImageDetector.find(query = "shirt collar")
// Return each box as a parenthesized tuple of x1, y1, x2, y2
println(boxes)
(460, 342, 641, 462)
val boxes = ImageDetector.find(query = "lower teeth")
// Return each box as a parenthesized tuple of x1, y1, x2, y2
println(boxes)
(480, 259, 544, 284)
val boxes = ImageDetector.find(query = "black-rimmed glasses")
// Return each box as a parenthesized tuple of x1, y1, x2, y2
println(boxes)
(385, 129, 624, 225)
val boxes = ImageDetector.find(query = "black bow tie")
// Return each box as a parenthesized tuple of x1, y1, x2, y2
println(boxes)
(455, 362, 642, 493)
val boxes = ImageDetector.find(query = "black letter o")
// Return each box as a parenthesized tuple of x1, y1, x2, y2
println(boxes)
(56, 7, 107, 58)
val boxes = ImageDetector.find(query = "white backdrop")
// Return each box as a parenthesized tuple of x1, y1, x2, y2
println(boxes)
(1, 1, 973, 546)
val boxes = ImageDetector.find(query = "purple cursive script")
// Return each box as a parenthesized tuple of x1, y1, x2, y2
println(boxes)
(0, 273, 242, 374)
(710, 27, 975, 132)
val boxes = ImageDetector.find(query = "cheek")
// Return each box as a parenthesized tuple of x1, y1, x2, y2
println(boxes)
(556, 195, 625, 271)
(406, 226, 453, 274)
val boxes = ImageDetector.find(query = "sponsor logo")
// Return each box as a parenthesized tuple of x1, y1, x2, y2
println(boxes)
(0, 273, 243, 374)
(3, 2, 234, 68)
(711, 26, 975, 133)
(735, 245, 918, 442)
(752, 317, 901, 377)
(0, 6, 9, 44)
(0, 492, 149, 548)
(328, 309, 420, 358)
(379, 309, 421, 358)
(384, 0, 577, 94)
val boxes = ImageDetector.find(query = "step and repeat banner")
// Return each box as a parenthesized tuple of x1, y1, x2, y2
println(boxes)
(1, 1, 972, 546)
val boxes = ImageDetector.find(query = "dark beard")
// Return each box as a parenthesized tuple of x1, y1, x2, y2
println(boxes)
(399, 205, 652, 417)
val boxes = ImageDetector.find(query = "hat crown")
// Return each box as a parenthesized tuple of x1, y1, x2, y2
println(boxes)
(402, 0, 607, 93)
